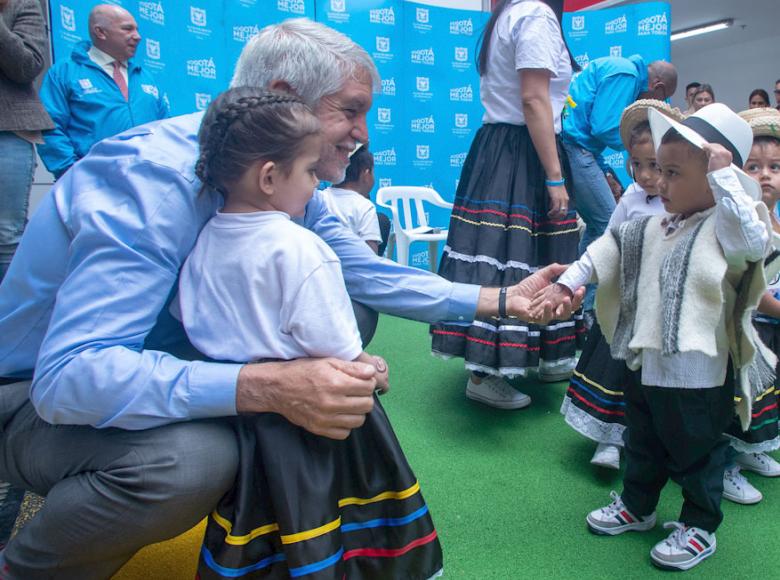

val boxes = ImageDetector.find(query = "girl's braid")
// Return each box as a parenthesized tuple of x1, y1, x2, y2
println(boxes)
(195, 91, 305, 193)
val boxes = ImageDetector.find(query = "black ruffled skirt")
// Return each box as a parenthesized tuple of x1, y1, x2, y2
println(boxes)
(430, 123, 585, 376)
(560, 322, 628, 446)
(199, 396, 442, 579)
(725, 319, 780, 453)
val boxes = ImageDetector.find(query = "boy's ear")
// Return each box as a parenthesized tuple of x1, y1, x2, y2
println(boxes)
(257, 160, 277, 196)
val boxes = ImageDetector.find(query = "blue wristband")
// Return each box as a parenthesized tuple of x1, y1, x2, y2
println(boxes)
(545, 178, 566, 187)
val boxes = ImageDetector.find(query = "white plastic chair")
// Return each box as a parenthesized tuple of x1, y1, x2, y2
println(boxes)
(375, 186, 453, 272)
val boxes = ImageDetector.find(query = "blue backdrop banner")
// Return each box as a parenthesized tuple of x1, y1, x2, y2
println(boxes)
(47, 1, 668, 269)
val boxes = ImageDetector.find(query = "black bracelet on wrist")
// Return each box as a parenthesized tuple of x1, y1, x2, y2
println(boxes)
(498, 287, 508, 318)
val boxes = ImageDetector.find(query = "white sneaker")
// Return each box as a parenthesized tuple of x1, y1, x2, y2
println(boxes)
(586, 491, 656, 535)
(465, 375, 531, 410)
(735, 452, 780, 477)
(590, 443, 620, 470)
(722, 466, 762, 504)
(538, 360, 576, 383)
(650, 522, 716, 571)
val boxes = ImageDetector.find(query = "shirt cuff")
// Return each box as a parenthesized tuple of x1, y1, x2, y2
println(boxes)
(557, 253, 594, 292)
(446, 283, 481, 323)
(186, 360, 242, 419)
(708, 167, 748, 204)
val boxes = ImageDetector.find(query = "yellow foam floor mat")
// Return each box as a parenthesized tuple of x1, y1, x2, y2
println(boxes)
(112, 519, 206, 580)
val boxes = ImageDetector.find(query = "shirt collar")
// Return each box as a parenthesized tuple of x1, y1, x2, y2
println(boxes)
(660, 206, 716, 236)
(88, 45, 126, 68)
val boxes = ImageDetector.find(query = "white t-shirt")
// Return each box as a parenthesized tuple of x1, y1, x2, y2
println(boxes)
(606, 183, 665, 229)
(321, 187, 382, 243)
(177, 211, 363, 363)
(480, 0, 573, 132)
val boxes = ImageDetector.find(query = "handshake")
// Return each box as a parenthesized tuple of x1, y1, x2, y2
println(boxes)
(528, 282, 577, 322)
(502, 264, 583, 325)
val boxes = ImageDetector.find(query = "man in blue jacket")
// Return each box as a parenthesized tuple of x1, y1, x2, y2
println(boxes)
(37, 4, 167, 178)
(562, 55, 677, 302)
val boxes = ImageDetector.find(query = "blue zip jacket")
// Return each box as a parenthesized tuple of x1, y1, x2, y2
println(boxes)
(38, 41, 168, 178)
(563, 54, 647, 155)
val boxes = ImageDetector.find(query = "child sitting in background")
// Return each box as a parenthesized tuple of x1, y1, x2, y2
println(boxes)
(561, 100, 682, 470)
(321, 144, 385, 254)
(178, 87, 443, 580)
(721, 107, 780, 504)
(534, 103, 775, 571)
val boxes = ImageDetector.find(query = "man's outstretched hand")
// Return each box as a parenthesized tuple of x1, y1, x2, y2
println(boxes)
(506, 264, 584, 324)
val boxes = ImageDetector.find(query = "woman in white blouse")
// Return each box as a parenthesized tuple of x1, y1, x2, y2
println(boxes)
(431, 0, 584, 408)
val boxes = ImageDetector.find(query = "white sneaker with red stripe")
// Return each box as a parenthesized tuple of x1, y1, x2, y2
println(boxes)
(586, 491, 656, 535)
(650, 522, 716, 571)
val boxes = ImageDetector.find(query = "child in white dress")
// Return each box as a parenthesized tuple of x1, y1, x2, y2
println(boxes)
(178, 87, 443, 580)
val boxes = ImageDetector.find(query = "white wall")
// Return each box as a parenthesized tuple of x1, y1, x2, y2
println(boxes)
(671, 35, 779, 113)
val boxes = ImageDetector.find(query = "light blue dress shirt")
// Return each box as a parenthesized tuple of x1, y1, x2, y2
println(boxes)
(0, 113, 479, 429)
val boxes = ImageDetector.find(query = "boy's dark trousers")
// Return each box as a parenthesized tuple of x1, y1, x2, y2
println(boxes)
(620, 364, 735, 533)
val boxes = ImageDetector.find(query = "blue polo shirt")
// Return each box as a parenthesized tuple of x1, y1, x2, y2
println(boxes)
(563, 54, 647, 155)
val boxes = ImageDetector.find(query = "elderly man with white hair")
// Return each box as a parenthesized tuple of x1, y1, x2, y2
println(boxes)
(37, 3, 168, 178)
(0, 18, 581, 577)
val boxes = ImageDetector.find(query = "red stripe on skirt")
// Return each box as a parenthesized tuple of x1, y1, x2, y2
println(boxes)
(432, 330, 541, 351)
(753, 402, 778, 419)
(452, 205, 578, 227)
(342, 530, 439, 561)
(567, 387, 625, 417)
(542, 334, 576, 345)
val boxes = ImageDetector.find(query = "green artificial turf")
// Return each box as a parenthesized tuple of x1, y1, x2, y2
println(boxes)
(372, 315, 780, 579)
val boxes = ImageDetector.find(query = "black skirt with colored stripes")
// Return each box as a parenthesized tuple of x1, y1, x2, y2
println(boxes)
(198, 395, 442, 579)
(430, 123, 585, 376)
(725, 320, 780, 453)
(560, 322, 628, 446)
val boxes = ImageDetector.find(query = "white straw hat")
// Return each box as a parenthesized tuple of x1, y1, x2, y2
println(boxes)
(648, 103, 760, 200)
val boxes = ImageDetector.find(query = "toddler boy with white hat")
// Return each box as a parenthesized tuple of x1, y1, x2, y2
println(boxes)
(533, 103, 778, 571)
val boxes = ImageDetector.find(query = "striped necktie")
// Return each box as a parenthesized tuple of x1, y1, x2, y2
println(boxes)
(112, 60, 128, 101)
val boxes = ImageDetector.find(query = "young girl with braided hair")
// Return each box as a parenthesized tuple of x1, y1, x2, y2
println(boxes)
(177, 87, 443, 579)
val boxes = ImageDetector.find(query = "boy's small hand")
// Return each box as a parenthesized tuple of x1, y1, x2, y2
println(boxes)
(529, 283, 573, 321)
(702, 143, 732, 172)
